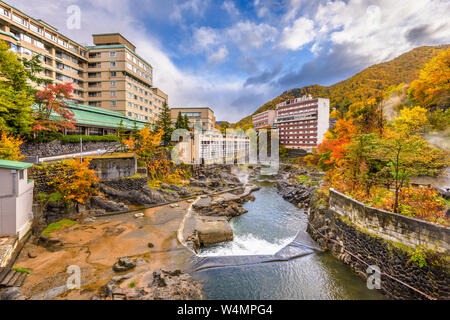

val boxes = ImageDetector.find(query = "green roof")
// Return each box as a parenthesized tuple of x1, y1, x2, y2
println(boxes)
(0, 159, 33, 170)
(34, 103, 148, 130)
(63, 103, 148, 129)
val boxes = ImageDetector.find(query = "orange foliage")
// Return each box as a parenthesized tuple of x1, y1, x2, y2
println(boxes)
(318, 118, 357, 167)
(44, 158, 99, 204)
(0, 130, 24, 161)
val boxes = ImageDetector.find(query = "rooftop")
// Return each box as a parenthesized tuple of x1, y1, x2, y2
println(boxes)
(0, 159, 33, 170)
(171, 107, 214, 112)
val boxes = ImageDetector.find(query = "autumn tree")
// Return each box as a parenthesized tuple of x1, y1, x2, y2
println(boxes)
(33, 83, 76, 134)
(34, 158, 99, 213)
(408, 49, 450, 108)
(0, 130, 24, 161)
(374, 107, 448, 213)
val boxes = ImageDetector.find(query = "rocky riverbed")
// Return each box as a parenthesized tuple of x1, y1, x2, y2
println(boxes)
(2, 165, 252, 300)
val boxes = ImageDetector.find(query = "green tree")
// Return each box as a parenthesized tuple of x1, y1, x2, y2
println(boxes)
(0, 41, 35, 134)
(183, 114, 190, 130)
(155, 102, 173, 147)
(175, 112, 189, 130)
(373, 108, 448, 213)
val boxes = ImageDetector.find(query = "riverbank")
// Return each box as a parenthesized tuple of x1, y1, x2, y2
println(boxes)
(4, 202, 200, 300)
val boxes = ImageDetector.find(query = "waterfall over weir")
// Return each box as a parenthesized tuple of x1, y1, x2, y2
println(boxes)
(190, 181, 385, 300)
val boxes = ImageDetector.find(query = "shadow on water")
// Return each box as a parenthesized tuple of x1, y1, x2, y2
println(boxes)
(190, 180, 385, 300)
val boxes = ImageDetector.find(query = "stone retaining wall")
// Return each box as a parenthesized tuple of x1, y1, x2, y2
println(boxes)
(89, 155, 137, 180)
(21, 141, 119, 159)
(307, 189, 450, 300)
(329, 188, 449, 253)
(100, 177, 148, 191)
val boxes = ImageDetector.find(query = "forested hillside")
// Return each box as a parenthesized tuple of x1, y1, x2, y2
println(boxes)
(236, 44, 449, 127)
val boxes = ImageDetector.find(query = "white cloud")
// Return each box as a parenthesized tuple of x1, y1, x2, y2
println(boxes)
(279, 17, 316, 50)
(170, 0, 209, 23)
(312, 0, 450, 63)
(208, 46, 229, 64)
(222, 1, 239, 16)
(227, 21, 278, 49)
(193, 27, 219, 51)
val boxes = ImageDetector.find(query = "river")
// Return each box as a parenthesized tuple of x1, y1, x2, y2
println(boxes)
(191, 180, 385, 300)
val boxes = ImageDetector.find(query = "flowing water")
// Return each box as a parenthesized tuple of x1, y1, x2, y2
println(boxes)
(191, 180, 385, 300)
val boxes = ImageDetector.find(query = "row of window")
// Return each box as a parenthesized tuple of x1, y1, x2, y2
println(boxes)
(2, 6, 84, 56)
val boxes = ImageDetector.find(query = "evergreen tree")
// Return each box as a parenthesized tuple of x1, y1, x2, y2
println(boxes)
(175, 112, 185, 129)
(155, 102, 173, 146)
(183, 114, 191, 130)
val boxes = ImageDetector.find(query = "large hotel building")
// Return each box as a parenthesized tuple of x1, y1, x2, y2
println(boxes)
(170, 107, 216, 132)
(251, 110, 276, 130)
(0, 0, 167, 124)
(252, 95, 330, 150)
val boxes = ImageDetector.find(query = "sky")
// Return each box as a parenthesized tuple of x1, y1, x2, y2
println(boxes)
(7, 0, 450, 122)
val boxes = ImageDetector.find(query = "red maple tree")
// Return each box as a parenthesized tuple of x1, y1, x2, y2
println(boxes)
(32, 82, 76, 133)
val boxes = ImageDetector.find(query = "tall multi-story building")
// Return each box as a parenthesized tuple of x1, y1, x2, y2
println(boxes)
(170, 107, 216, 132)
(0, 1, 167, 124)
(0, 1, 88, 104)
(252, 110, 276, 130)
(275, 95, 330, 150)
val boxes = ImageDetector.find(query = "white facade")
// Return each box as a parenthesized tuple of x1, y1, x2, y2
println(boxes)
(0, 161, 34, 239)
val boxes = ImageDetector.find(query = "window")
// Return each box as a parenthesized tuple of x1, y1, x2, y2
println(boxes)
(30, 24, 43, 35)
(111, 101, 117, 107)
(110, 91, 117, 97)
(110, 61, 116, 68)
(1, 8, 10, 18)
(34, 39, 44, 49)
(110, 71, 117, 78)
(20, 34, 32, 44)
(44, 32, 57, 42)
(12, 14, 28, 27)
(110, 51, 116, 57)
(19, 170, 24, 180)
(110, 81, 116, 87)
(89, 52, 101, 58)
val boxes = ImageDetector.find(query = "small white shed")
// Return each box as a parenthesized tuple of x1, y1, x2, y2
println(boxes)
(0, 160, 34, 239)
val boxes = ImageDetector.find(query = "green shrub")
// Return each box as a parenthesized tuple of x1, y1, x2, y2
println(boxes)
(60, 135, 119, 144)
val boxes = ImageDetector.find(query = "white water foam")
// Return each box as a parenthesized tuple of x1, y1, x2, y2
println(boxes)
(198, 233, 295, 257)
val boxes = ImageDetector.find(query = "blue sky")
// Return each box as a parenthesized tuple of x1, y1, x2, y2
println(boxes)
(7, 0, 450, 122)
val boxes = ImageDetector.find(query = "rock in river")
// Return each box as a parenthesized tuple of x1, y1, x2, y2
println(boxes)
(113, 258, 136, 273)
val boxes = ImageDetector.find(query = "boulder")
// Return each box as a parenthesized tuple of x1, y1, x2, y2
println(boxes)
(142, 186, 166, 204)
(91, 196, 129, 212)
(194, 217, 233, 248)
(113, 258, 136, 273)
(0, 287, 27, 300)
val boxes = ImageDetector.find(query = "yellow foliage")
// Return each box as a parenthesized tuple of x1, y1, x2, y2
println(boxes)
(0, 131, 24, 161)
(392, 106, 429, 137)
(409, 49, 450, 108)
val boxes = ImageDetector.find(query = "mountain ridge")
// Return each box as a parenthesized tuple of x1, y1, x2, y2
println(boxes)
(234, 44, 450, 127)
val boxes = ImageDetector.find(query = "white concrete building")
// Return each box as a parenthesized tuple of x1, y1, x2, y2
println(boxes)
(0, 160, 34, 239)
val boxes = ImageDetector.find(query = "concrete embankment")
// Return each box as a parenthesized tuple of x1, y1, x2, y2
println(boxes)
(308, 188, 450, 300)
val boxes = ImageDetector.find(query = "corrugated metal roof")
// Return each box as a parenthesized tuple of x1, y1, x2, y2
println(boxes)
(46, 103, 148, 130)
